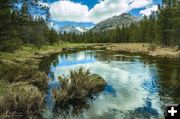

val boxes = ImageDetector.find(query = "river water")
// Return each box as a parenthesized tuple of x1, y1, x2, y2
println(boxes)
(43, 50, 180, 119)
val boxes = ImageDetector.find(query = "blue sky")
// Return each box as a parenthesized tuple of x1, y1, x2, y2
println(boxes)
(40, 0, 162, 28)
(43, 0, 100, 9)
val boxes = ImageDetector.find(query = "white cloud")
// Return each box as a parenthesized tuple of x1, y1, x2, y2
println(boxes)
(47, 0, 155, 24)
(140, 5, 158, 16)
(129, 0, 152, 9)
(49, 1, 90, 22)
(89, 0, 130, 23)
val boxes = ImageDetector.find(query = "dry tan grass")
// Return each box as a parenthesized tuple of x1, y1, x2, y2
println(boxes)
(15, 71, 49, 92)
(103, 43, 180, 58)
(106, 43, 149, 53)
(0, 59, 49, 91)
(0, 82, 45, 118)
(149, 47, 180, 58)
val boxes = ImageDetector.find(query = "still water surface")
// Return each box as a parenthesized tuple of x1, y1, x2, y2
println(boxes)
(44, 50, 180, 119)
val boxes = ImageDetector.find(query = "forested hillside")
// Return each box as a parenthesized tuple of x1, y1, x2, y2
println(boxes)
(0, 0, 59, 52)
(0, 0, 179, 52)
(66, 0, 180, 48)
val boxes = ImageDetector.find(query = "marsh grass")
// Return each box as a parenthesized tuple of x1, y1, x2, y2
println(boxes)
(0, 80, 8, 96)
(0, 82, 44, 118)
(105, 43, 180, 58)
(53, 68, 106, 114)
(0, 43, 85, 62)
(14, 70, 49, 92)
(0, 44, 89, 118)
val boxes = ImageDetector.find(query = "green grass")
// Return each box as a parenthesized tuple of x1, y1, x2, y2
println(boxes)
(0, 43, 85, 61)
(0, 80, 8, 96)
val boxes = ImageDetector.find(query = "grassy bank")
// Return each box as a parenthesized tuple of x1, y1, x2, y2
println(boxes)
(92, 43, 180, 58)
(0, 43, 86, 82)
(0, 43, 84, 63)
(0, 43, 87, 117)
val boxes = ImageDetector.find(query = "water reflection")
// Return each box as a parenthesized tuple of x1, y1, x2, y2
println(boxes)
(45, 50, 180, 119)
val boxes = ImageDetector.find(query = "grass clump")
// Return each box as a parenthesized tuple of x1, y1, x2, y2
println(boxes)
(0, 80, 8, 96)
(0, 59, 49, 92)
(53, 68, 106, 113)
(0, 82, 45, 118)
(15, 71, 49, 92)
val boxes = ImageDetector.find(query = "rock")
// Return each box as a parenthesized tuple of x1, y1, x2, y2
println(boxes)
(53, 68, 106, 113)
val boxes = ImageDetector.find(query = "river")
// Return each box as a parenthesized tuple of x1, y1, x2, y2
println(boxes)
(43, 50, 180, 119)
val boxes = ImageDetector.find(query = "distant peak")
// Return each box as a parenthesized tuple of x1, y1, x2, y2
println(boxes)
(92, 13, 139, 32)
(121, 13, 131, 16)
(110, 13, 132, 19)
(59, 25, 88, 34)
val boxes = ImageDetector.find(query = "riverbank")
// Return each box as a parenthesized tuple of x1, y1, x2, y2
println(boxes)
(0, 44, 84, 87)
(0, 43, 86, 118)
(91, 43, 180, 58)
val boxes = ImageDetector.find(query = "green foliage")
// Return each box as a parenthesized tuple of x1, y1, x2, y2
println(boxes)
(0, 0, 179, 51)
(0, 0, 61, 52)
(156, 0, 180, 46)
(0, 37, 23, 52)
(62, 0, 179, 48)
(47, 29, 59, 45)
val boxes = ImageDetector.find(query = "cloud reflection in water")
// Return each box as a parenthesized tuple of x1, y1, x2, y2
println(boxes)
(47, 50, 163, 119)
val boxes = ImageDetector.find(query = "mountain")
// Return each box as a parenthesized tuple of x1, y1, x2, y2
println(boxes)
(91, 13, 140, 32)
(58, 26, 88, 34)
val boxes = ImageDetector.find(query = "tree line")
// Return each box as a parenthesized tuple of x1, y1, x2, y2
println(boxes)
(0, 0, 59, 51)
(0, 0, 179, 52)
(65, 0, 180, 49)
